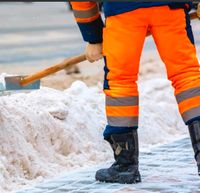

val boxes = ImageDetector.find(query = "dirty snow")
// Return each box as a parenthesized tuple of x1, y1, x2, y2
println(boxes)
(0, 74, 187, 192)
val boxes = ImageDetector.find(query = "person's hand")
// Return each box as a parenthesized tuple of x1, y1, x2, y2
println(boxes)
(85, 43, 103, 63)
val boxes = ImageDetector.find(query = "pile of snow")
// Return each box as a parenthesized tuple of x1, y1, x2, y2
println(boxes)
(0, 80, 108, 192)
(0, 75, 187, 192)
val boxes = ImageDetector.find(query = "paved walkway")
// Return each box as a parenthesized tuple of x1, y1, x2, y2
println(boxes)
(13, 137, 200, 193)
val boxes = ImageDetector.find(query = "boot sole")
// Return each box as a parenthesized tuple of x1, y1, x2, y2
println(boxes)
(119, 172, 141, 184)
(96, 171, 142, 184)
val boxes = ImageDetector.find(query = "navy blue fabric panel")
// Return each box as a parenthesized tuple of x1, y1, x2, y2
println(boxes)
(186, 116, 200, 125)
(77, 16, 104, 43)
(184, 9, 195, 45)
(103, 125, 138, 138)
(103, 2, 192, 17)
(169, 2, 192, 10)
(103, 56, 110, 90)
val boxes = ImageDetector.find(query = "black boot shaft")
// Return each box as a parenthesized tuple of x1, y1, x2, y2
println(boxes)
(188, 120, 200, 160)
(95, 130, 141, 183)
(188, 120, 200, 175)
(105, 130, 139, 165)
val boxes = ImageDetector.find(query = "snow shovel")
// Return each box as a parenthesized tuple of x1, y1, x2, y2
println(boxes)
(1, 54, 86, 91)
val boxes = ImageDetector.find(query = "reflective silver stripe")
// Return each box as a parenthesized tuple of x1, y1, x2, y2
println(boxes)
(106, 96, 138, 106)
(182, 106, 200, 123)
(73, 5, 99, 19)
(107, 116, 138, 127)
(176, 87, 200, 104)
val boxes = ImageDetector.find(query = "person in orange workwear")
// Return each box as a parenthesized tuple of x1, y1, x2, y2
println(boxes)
(70, 1, 200, 184)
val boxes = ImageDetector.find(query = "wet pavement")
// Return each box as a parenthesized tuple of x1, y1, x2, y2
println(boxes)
(12, 137, 200, 193)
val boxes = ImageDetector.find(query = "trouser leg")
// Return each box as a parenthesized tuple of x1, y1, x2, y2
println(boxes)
(151, 6, 200, 175)
(95, 9, 149, 184)
(151, 6, 200, 125)
(102, 9, 147, 138)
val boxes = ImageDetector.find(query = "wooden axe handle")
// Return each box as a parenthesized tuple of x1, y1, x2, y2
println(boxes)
(21, 54, 86, 86)
(190, 11, 199, 20)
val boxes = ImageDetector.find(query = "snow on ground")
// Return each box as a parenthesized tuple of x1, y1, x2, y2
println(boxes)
(0, 73, 187, 192)
(0, 80, 107, 192)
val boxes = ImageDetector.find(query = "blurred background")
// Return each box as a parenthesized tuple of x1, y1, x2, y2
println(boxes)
(0, 2, 83, 66)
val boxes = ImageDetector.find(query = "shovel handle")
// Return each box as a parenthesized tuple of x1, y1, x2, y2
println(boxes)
(20, 54, 86, 86)
(190, 12, 199, 20)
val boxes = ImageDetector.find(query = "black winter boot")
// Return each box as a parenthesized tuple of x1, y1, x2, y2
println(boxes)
(188, 120, 200, 175)
(95, 130, 141, 184)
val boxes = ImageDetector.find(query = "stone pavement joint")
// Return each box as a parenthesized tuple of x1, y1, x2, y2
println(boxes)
(13, 137, 200, 193)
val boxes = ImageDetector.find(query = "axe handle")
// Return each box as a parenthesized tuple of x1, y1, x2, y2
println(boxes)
(20, 54, 86, 86)
(190, 11, 199, 20)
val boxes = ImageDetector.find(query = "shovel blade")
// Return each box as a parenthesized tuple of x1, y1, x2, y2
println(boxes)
(5, 76, 40, 91)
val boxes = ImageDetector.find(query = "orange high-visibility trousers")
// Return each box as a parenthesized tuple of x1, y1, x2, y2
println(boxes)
(103, 6, 200, 137)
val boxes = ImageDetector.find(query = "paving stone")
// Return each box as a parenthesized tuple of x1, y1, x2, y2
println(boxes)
(13, 137, 200, 193)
